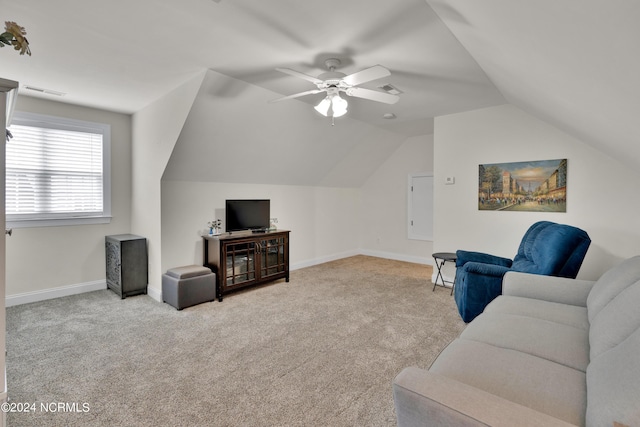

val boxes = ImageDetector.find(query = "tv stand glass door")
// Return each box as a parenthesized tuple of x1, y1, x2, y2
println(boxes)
(260, 235, 288, 280)
(225, 240, 257, 288)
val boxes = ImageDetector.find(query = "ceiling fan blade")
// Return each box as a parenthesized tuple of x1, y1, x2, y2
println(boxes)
(345, 87, 399, 104)
(275, 68, 323, 85)
(342, 65, 391, 86)
(269, 89, 323, 103)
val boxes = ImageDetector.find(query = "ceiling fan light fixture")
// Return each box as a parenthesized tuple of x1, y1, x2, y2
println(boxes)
(314, 97, 331, 116)
(314, 93, 348, 118)
(331, 94, 348, 117)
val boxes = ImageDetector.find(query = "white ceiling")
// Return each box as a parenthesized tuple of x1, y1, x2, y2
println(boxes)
(2, 0, 504, 137)
(3, 0, 640, 183)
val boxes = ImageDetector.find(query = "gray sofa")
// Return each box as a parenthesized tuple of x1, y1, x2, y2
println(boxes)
(393, 255, 640, 427)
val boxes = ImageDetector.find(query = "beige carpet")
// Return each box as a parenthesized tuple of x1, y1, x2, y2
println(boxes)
(6, 255, 465, 426)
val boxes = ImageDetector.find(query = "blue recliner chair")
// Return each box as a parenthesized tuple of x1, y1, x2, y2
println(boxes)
(454, 221, 591, 322)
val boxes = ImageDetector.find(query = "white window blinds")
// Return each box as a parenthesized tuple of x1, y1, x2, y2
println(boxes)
(6, 112, 111, 225)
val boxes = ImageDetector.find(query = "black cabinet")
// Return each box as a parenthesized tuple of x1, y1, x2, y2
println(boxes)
(105, 234, 148, 298)
(203, 230, 290, 301)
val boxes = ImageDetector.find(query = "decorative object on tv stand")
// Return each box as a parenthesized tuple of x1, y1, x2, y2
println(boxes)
(208, 219, 221, 235)
(269, 218, 278, 231)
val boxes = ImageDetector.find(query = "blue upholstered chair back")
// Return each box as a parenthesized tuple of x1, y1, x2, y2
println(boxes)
(511, 221, 591, 278)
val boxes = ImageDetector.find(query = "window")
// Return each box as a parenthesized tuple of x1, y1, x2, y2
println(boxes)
(6, 111, 111, 228)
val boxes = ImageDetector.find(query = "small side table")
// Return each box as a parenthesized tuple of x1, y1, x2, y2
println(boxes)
(432, 252, 457, 295)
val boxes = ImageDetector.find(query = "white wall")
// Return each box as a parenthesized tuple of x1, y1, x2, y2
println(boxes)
(5, 96, 132, 303)
(131, 72, 205, 301)
(360, 134, 434, 264)
(434, 104, 640, 280)
(160, 181, 361, 272)
(160, 133, 434, 274)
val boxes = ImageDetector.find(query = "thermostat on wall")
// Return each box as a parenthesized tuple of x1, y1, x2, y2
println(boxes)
(445, 176, 455, 185)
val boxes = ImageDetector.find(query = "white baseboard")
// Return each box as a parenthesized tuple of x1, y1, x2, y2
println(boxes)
(359, 249, 433, 266)
(290, 250, 360, 271)
(6, 280, 107, 307)
(146, 286, 162, 303)
(6, 250, 438, 307)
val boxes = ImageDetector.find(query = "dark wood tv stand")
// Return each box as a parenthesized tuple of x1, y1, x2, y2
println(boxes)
(202, 230, 290, 301)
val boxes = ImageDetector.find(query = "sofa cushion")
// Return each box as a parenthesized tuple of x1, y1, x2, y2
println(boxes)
(429, 339, 586, 426)
(590, 278, 640, 361)
(459, 311, 589, 372)
(484, 295, 589, 330)
(587, 255, 640, 323)
(587, 256, 640, 360)
(586, 326, 640, 427)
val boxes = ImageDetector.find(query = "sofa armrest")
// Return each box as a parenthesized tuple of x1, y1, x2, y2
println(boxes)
(502, 271, 595, 307)
(392, 367, 576, 427)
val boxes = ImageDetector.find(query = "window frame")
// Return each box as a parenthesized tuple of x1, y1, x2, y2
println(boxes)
(6, 111, 112, 228)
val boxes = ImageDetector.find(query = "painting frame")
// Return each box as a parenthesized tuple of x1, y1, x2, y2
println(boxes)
(478, 159, 567, 212)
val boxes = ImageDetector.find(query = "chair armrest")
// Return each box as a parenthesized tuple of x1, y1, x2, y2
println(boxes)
(503, 271, 595, 307)
(461, 261, 511, 278)
(392, 367, 576, 427)
(456, 250, 512, 268)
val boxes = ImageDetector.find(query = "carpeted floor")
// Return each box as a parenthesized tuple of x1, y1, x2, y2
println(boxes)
(5, 255, 465, 426)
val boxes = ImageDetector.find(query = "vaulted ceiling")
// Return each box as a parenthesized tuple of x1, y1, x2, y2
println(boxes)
(427, 0, 640, 173)
(3, 0, 639, 185)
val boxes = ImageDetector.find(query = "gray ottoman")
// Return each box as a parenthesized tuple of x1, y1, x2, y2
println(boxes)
(162, 265, 216, 310)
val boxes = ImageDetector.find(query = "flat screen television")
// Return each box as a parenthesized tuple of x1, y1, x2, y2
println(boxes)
(225, 199, 270, 232)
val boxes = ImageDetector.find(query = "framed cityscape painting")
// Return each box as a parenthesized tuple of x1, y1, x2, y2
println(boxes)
(478, 159, 567, 212)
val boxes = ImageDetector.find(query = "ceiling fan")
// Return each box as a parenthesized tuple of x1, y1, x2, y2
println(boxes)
(270, 58, 399, 118)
